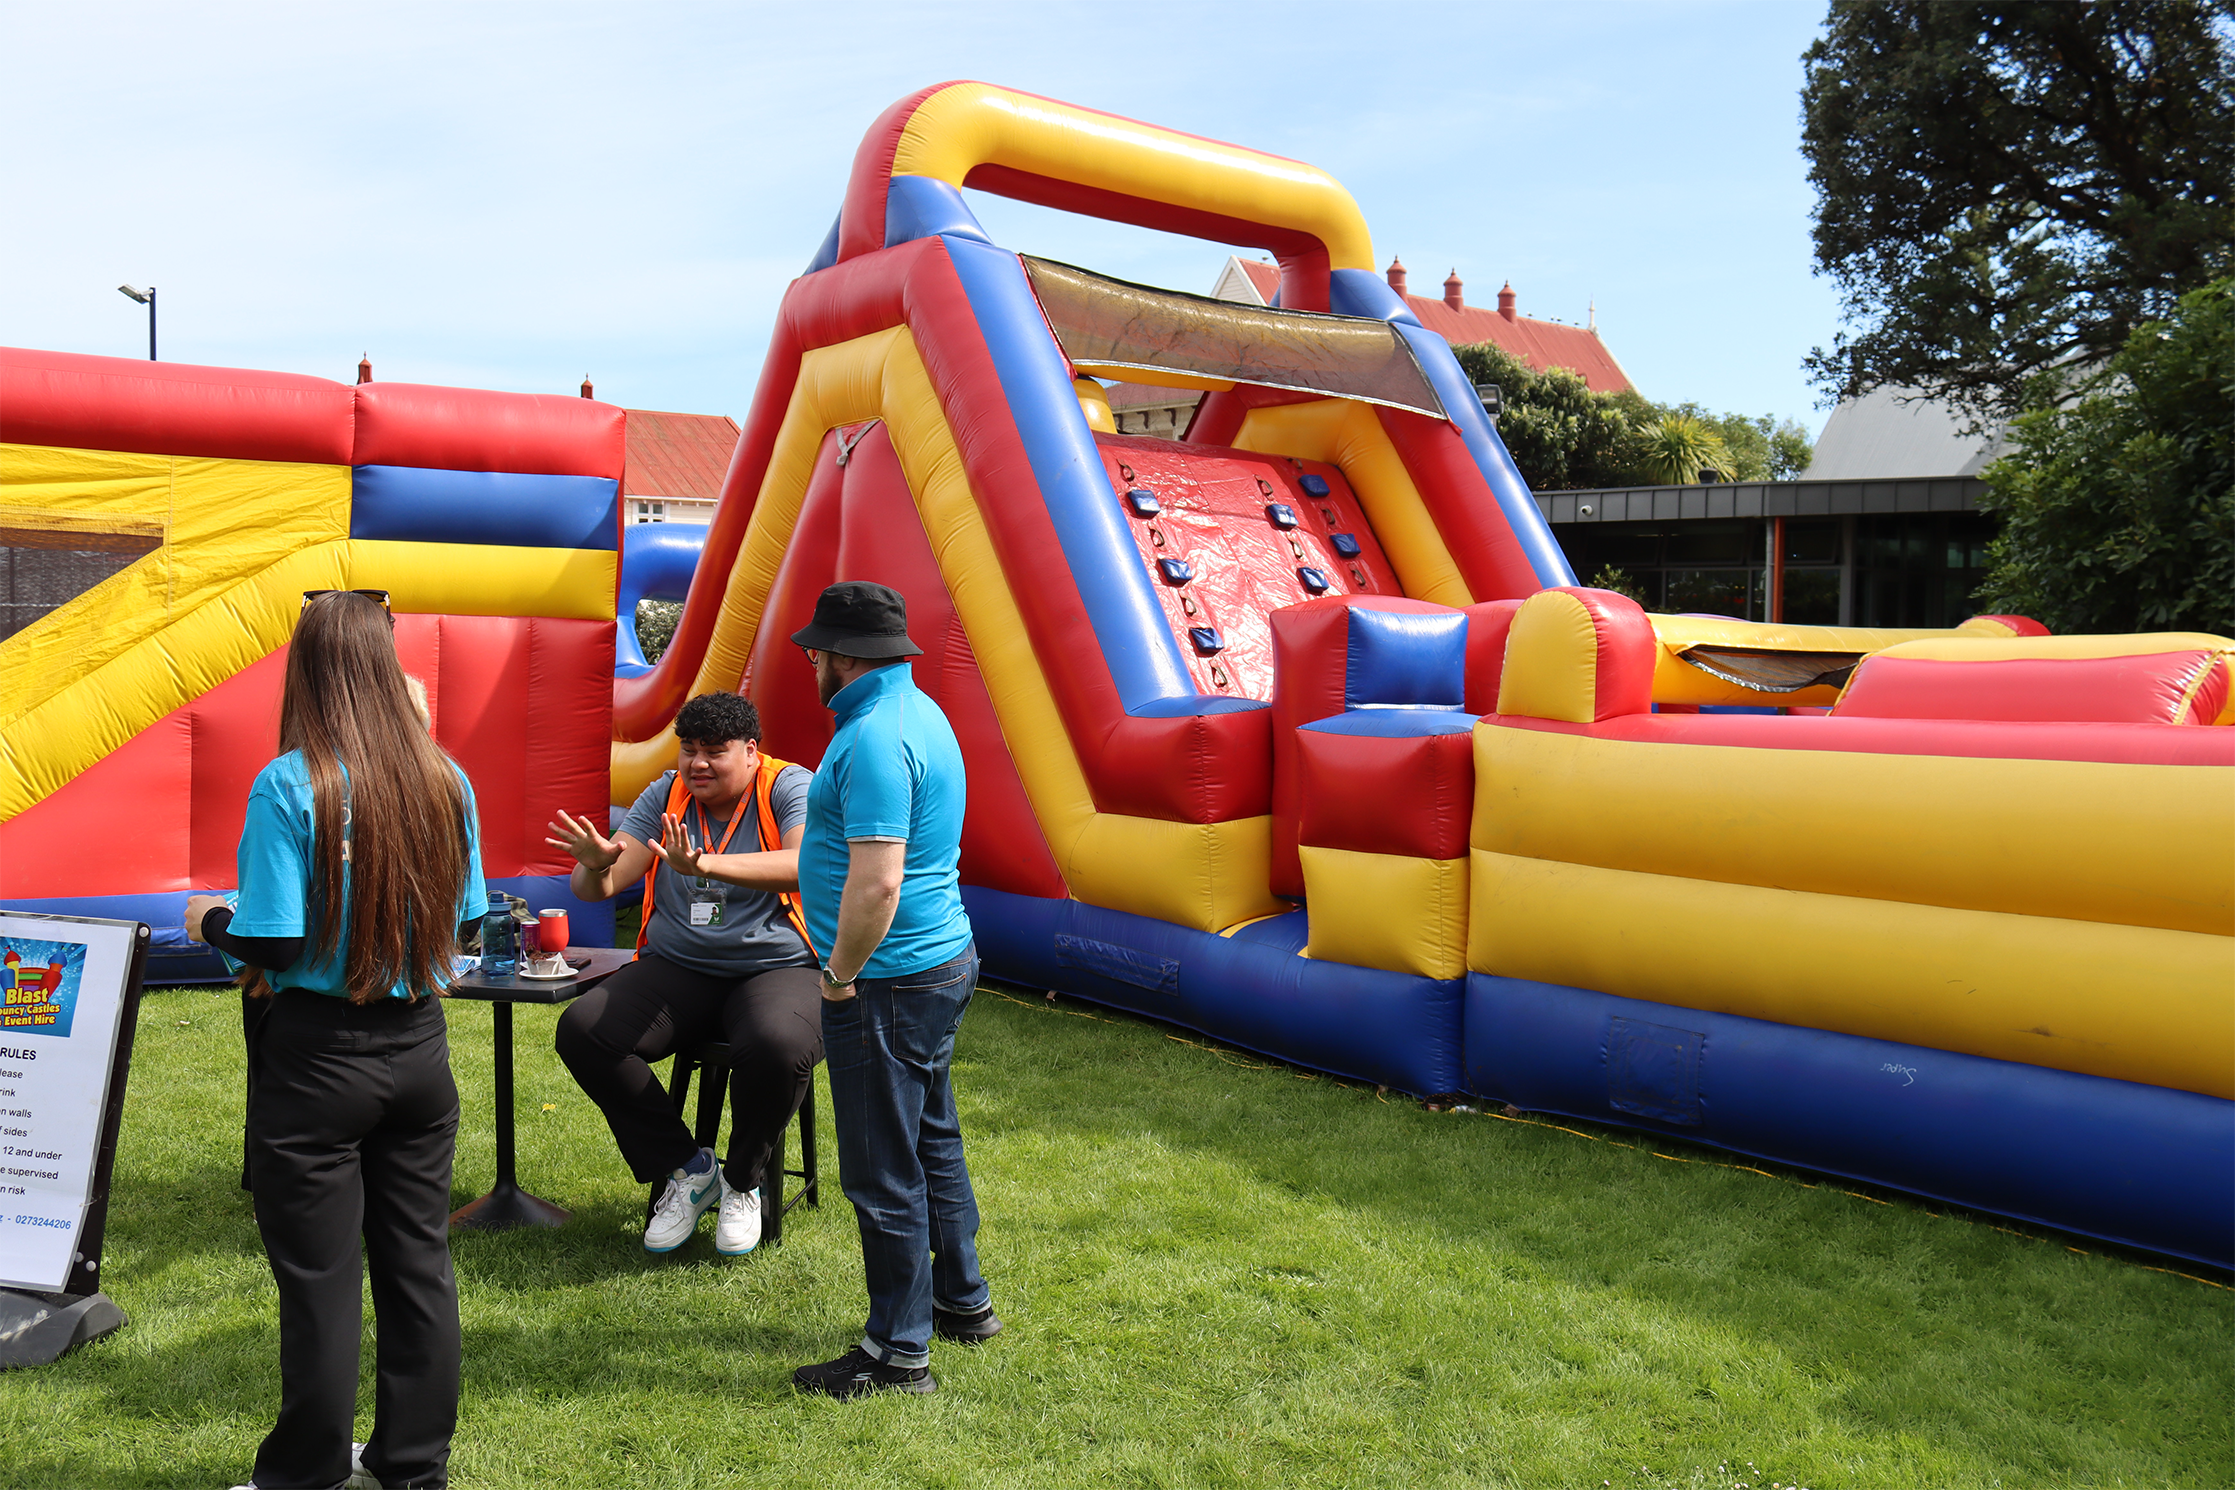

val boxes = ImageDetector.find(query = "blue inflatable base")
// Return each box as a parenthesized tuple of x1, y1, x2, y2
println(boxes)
(1466, 973, 2235, 1269)
(964, 886, 1462, 1095)
(5, 876, 615, 986)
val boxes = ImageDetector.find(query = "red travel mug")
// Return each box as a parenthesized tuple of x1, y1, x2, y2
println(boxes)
(537, 909, 571, 955)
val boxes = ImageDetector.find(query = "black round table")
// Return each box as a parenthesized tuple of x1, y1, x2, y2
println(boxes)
(445, 946, 634, 1230)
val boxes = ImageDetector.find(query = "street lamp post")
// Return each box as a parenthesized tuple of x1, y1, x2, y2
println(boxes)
(117, 284, 156, 360)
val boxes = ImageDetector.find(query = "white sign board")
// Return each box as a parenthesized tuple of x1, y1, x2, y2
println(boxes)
(0, 913, 140, 1292)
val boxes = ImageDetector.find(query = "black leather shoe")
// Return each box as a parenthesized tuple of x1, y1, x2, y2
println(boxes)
(933, 1304, 1003, 1344)
(792, 1345, 936, 1399)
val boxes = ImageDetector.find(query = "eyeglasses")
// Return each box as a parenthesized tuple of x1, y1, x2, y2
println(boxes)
(302, 589, 392, 611)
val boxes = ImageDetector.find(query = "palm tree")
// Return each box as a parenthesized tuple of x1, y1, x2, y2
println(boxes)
(1634, 412, 1736, 486)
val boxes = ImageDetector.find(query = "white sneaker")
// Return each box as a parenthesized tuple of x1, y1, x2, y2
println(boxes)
(714, 1181, 762, 1255)
(644, 1149, 722, 1252)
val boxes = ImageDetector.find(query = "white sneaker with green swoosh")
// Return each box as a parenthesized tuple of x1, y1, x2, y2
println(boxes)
(644, 1149, 723, 1253)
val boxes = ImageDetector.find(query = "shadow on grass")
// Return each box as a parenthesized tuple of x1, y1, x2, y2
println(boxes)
(101, 1154, 265, 1275)
(4, 1309, 836, 1490)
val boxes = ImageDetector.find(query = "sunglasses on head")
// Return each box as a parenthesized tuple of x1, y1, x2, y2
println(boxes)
(302, 589, 393, 612)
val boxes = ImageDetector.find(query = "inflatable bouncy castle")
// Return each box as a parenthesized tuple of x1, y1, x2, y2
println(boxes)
(5, 82, 2229, 1267)
(0, 357, 626, 977)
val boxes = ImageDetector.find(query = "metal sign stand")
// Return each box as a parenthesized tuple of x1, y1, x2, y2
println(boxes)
(0, 917, 148, 1368)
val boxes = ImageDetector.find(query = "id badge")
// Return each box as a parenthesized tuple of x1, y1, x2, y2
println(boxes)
(689, 879, 723, 928)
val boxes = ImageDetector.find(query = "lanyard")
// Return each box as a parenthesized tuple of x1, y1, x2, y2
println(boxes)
(681, 796, 746, 928)
(689, 795, 749, 868)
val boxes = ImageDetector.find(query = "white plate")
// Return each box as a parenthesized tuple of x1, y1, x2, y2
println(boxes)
(514, 962, 580, 981)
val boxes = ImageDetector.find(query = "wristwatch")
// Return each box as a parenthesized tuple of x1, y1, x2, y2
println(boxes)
(820, 964, 852, 991)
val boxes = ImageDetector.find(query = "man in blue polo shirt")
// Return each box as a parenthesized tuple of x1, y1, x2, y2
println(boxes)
(787, 581, 998, 1399)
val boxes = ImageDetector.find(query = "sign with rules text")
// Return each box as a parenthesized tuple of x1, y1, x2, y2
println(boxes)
(0, 913, 144, 1294)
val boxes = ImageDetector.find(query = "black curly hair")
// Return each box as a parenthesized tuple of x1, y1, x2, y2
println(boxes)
(674, 691, 762, 748)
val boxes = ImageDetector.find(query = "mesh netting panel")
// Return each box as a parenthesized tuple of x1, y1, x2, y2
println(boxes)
(1677, 646, 1864, 693)
(1, 521, 162, 642)
(1023, 257, 1446, 419)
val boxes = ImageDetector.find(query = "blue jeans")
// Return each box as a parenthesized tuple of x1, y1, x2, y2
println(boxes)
(821, 946, 988, 1367)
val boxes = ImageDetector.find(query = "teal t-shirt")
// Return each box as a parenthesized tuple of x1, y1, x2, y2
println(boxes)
(229, 751, 488, 999)
(798, 662, 972, 979)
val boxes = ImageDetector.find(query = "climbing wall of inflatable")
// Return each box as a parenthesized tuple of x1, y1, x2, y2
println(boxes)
(605, 83, 2235, 1268)
(6, 82, 2230, 1268)
(0, 352, 625, 978)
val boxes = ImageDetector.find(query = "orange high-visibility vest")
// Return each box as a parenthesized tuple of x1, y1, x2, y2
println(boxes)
(635, 755, 816, 960)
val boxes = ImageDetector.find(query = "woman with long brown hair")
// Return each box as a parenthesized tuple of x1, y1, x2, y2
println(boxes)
(186, 590, 486, 1490)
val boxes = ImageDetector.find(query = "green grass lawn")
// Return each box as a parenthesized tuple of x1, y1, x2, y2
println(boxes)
(4, 978, 2228, 1489)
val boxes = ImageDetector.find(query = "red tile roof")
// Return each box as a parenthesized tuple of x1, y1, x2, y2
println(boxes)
(1239, 259, 1283, 302)
(1229, 258, 1635, 395)
(621, 408, 740, 500)
(1401, 289, 1633, 394)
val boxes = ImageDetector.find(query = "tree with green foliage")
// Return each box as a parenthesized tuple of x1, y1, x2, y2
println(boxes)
(1452, 342, 1814, 489)
(636, 598, 681, 663)
(1801, 0, 2235, 424)
(1974, 277, 2234, 634)
(1452, 343, 1651, 490)
(1669, 406, 1815, 482)
(1586, 563, 1650, 606)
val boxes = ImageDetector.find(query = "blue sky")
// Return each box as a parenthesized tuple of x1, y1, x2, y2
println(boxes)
(2, 1, 1841, 433)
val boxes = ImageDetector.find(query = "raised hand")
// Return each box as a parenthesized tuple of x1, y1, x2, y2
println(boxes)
(654, 813, 706, 877)
(546, 809, 622, 871)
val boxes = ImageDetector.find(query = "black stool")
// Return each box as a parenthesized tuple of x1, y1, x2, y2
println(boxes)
(645, 1041, 819, 1246)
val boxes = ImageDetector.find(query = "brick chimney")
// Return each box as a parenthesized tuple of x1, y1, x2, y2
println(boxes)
(1385, 256, 1407, 295)
(1498, 282, 1517, 322)
(580, 375, 594, 399)
(1443, 270, 1464, 310)
(356, 354, 372, 384)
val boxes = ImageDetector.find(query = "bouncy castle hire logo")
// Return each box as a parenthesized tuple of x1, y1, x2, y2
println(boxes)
(0, 938, 82, 1037)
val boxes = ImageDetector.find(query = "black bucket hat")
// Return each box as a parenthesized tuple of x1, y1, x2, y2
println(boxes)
(791, 581, 923, 659)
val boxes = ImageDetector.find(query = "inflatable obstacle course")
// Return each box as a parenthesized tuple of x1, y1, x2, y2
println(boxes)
(603, 82, 2233, 1265)
(4, 81, 2228, 1265)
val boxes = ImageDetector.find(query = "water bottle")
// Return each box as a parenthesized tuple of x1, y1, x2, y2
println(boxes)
(481, 893, 517, 975)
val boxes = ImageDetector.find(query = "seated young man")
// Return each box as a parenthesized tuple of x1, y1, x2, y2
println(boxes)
(547, 692, 819, 1254)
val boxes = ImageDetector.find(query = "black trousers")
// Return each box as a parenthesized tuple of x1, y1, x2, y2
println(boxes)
(248, 989, 460, 1490)
(554, 954, 822, 1195)
(242, 986, 268, 1190)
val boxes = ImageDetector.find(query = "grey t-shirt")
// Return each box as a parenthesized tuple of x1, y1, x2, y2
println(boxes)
(619, 766, 815, 977)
